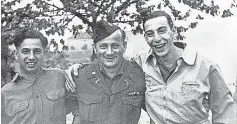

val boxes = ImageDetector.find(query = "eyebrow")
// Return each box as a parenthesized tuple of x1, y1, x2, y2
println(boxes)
(158, 26, 167, 30)
(145, 26, 167, 33)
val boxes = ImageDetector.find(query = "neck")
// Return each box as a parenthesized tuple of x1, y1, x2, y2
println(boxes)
(20, 68, 41, 81)
(158, 45, 183, 67)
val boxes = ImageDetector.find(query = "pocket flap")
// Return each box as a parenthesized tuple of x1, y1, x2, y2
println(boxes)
(5, 100, 29, 116)
(122, 96, 143, 106)
(78, 94, 102, 104)
(46, 88, 65, 100)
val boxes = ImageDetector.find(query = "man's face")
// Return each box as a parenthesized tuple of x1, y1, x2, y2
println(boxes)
(94, 30, 126, 69)
(16, 38, 45, 74)
(144, 16, 175, 57)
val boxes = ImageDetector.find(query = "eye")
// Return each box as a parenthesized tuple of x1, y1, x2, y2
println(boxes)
(34, 49, 42, 54)
(112, 44, 120, 49)
(158, 27, 167, 34)
(145, 31, 154, 37)
(21, 49, 29, 54)
(99, 44, 107, 49)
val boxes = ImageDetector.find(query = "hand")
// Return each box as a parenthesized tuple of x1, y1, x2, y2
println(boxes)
(65, 63, 85, 92)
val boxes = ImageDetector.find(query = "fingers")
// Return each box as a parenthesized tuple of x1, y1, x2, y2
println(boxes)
(65, 80, 71, 92)
(73, 64, 79, 76)
(65, 73, 76, 92)
(64, 63, 85, 92)
(65, 79, 75, 92)
(65, 80, 75, 92)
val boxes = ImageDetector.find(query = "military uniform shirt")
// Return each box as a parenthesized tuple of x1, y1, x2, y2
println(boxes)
(1, 68, 67, 124)
(68, 59, 146, 124)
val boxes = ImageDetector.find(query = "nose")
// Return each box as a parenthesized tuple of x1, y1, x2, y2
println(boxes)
(106, 46, 113, 55)
(28, 51, 36, 60)
(154, 31, 161, 42)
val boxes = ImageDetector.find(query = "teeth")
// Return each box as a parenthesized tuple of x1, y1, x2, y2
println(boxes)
(27, 63, 35, 65)
(155, 44, 165, 48)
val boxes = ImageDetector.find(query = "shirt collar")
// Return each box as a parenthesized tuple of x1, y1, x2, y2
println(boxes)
(179, 44, 197, 65)
(145, 42, 197, 66)
(12, 67, 44, 82)
(145, 49, 157, 66)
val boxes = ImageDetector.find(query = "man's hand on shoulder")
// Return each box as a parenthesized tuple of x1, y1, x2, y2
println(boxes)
(65, 63, 88, 92)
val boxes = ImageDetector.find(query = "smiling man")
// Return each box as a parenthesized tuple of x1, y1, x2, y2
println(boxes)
(1, 28, 67, 124)
(66, 20, 146, 124)
(134, 10, 237, 124)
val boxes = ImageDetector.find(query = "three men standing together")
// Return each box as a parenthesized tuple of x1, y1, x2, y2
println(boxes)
(2, 10, 236, 124)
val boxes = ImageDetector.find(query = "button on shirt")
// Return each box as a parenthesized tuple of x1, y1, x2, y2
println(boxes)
(68, 59, 146, 124)
(1, 68, 66, 124)
(134, 43, 236, 124)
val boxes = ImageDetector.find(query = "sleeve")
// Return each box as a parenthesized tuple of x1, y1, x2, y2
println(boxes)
(1, 91, 12, 124)
(233, 87, 237, 117)
(208, 65, 237, 124)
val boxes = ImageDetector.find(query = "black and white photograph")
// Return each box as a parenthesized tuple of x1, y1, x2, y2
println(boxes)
(1, 0, 237, 124)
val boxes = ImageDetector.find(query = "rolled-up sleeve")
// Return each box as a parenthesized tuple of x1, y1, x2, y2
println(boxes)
(209, 65, 237, 124)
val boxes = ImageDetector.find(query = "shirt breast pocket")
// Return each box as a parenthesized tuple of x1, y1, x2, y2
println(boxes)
(121, 96, 143, 121)
(45, 88, 66, 121)
(179, 80, 202, 105)
(5, 100, 29, 116)
(78, 94, 103, 121)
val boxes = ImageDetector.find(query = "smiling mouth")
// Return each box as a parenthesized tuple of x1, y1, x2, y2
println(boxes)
(26, 62, 37, 67)
(105, 57, 116, 61)
(154, 43, 166, 49)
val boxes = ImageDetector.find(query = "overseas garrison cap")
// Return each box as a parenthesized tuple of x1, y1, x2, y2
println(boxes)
(93, 20, 120, 44)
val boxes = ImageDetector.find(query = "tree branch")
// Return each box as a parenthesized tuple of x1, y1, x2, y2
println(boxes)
(96, 0, 106, 16)
(62, 16, 75, 27)
(88, 0, 100, 8)
(115, 0, 139, 14)
(41, 0, 93, 27)
(113, 19, 139, 23)
(100, 0, 116, 14)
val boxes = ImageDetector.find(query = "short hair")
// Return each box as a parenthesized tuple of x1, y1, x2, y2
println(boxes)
(13, 28, 48, 48)
(142, 10, 174, 30)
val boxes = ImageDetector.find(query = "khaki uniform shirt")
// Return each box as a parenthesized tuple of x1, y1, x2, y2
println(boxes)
(68, 59, 146, 124)
(134, 43, 236, 124)
(1, 68, 66, 124)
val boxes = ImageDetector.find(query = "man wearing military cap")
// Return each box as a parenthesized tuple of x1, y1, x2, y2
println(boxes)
(66, 20, 146, 124)
(1, 28, 67, 124)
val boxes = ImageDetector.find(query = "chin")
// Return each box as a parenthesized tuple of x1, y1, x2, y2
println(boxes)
(104, 63, 117, 68)
(26, 68, 40, 74)
(154, 50, 168, 57)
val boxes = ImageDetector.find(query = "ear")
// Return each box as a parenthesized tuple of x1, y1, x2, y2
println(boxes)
(43, 49, 46, 59)
(123, 41, 127, 49)
(15, 50, 19, 61)
(92, 43, 96, 53)
(170, 27, 177, 40)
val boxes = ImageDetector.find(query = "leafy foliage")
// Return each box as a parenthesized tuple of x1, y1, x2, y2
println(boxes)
(2, 0, 236, 41)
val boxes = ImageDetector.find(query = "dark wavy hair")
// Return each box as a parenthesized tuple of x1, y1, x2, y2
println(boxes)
(13, 28, 48, 48)
(142, 10, 174, 30)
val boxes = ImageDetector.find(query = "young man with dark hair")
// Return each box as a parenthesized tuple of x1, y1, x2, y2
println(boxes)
(1, 28, 67, 124)
(135, 10, 236, 124)
(67, 20, 146, 124)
